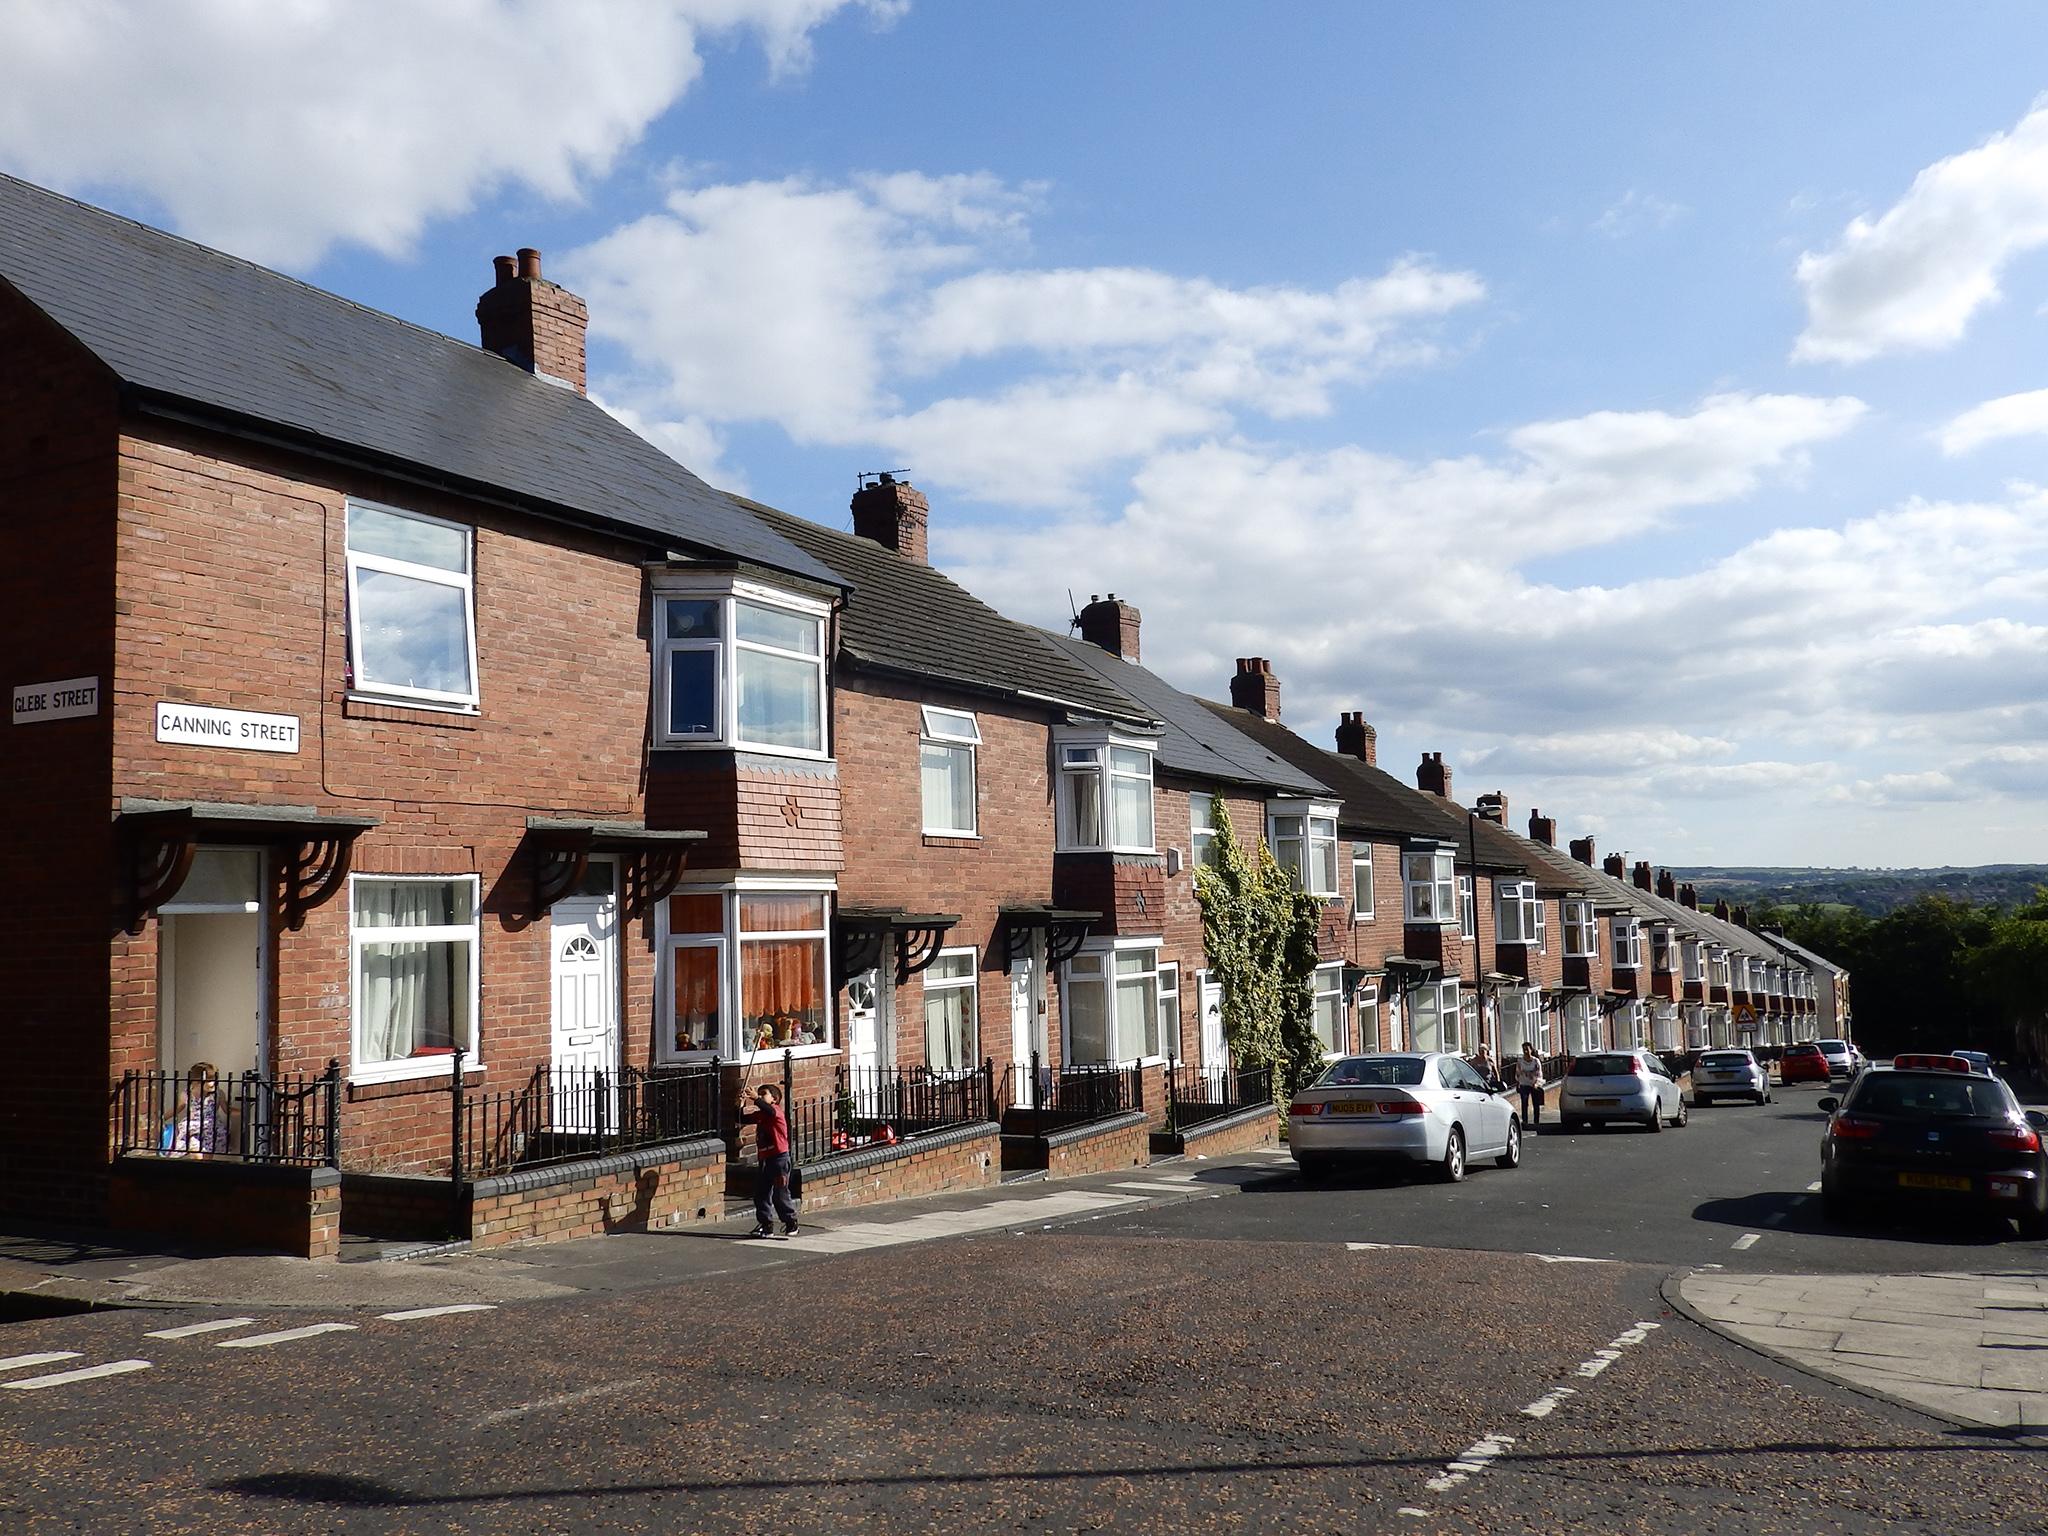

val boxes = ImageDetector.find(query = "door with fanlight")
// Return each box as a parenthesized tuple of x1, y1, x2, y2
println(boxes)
(550, 863, 620, 1134)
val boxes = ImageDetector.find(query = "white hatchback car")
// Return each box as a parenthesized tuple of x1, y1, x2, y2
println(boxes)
(1556, 1050, 1690, 1132)
(1288, 1052, 1521, 1183)
(1693, 1048, 1771, 1106)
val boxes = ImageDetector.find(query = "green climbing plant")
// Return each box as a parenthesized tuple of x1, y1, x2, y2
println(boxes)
(1192, 802, 1328, 1122)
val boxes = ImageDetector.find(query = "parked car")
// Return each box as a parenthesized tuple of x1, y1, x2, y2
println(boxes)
(1289, 1053, 1521, 1183)
(1694, 1048, 1771, 1106)
(1815, 1039, 1862, 1081)
(1952, 1049, 1998, 1078)
(1556, 1051, 1689, 1132)
(1780, 1042, 1831, 1085)
(1820, 1053, 2048, 1239)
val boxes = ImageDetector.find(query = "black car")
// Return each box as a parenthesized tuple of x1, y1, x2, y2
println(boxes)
(1820, 1054, 2048, 1239)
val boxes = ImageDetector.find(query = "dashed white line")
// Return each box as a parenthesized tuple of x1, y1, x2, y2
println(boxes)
(1520, 1386, 1578, 1418)
(215, 1323, 357, 1349)
(1732, 1233, 1762, 1251)
(1530, 1253, 1615, 1265)
(2, 1360, 151, 1391)
(0, 1351, 82, 1372)
(1346, 1241, 1425, 1252)
(145, 1318, 254, 1340)
(474, 1376, 650, 1427)
(378, 1304, 499, 1321)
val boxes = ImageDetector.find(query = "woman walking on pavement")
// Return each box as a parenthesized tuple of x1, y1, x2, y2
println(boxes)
(1515, 1041, 1546, 1133)
(738, 1082, 799, 1238)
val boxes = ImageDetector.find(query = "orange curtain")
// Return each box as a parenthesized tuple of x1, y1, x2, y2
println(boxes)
(741, 938, 825, 1049)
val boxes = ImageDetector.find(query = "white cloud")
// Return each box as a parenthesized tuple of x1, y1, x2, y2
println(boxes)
(0, 0, 895, 267)
(1593, 190, 1687, 238)
(1939, 386, 2048, 455)
(1467, 730, 1737, 776)
(1794, 100, 2048, 363)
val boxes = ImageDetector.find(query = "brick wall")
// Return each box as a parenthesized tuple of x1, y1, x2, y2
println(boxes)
(106, 1158, 341, 1259)
(747, 1122, 1000, 1214)
(468, 1137, 726, 1249)
(1035, 1110, 1151, 1178)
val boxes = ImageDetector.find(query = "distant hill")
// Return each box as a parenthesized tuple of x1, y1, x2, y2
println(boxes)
(1668, 866, 2048, 917)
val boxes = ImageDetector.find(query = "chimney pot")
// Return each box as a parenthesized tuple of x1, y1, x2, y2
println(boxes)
(516, 247, 542, 280)
(492, 253, 517, 284)
(477, 246, 588, 392)
(850, 475, 932, 564)
(1077, 594, 1142, 661)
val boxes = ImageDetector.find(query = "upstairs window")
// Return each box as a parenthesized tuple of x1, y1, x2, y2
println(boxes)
(1352, 847, 1375, 920)
(1269, 803, 1339, 897)
(920, 707, 980, 836)
(1562, 900, 1598, 958)
(345, 500, 478, 708)
(1651, 926, 1676, 973)
(1458, 874, 1476, 939)
(1403, 847, 1456, 924)
(1681, 939, 1704, 983)
(1496, 880, 1542, 945)
(1611, 917, 1642, 969)
(1057, 736, 1155, 852)
(1708, 949, 1731, 989)
(1189, 793, 1221, 870)
(654, 585, 828, 756)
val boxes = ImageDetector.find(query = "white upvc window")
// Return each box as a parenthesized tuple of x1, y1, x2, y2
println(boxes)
(920, 706, 980, 836)
(1064, 943, 1166, 1064)
(350, 875, 481, 1083)
(1500, 987, 1545, 1054)
(1056, 732, 1157, 853)
(1157, 962, 1181, 1061)
(1351, 847, 1375, 920)
(1458, 875, 1476, 940)
(653, 582, 830, 756)
(1269, 801, 1340, 897)
(1356, 983, 1381, 1051)
(1681, 939, 1704, 984)
(1312, 963, 1345, 1055)
(1709, 948, 1731, 989)
(659, 882, 835, 1064)
(1409, 978, 1460, 1053)
(345, 500, 478, 709)
(1611, 916, 1642, 969)
(1403, 847, 1457, 924)
(1684, 1002, 1707, 1049)
(1496, 879, 1542, 945)
(1651, 926, 1676, 973)
(922, 948, 978, 1072)
(1563, 992, 1600, 1055)
(1189, 793, 1220, 870)
(1562, 900, 1598, 959)
(1653, 1002, 1681, 1052)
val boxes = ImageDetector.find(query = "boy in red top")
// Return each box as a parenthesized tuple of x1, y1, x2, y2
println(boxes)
(738, 1083, 799, 1238)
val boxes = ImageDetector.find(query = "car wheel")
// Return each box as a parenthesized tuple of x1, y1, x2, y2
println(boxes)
(1297, 1157, 1330, 1183)
(1822, 1183, 1859, 1226)
(1672, 1098, 1689, 1129)
(2017, 1204, 2048, 1242)
(1644, 1107, 1663, 1133)
(1440, 1127, 1466, 1183)
(1496, 1118, 1521, 1170)
(1696, 1095, 1712, 1109)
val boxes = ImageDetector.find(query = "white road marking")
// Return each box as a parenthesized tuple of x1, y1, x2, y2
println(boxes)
(792, 1191, 1139, 1254)
(1732, 1233, 1762, 1250)
(1520, 1386, 1578, 1418)
(2, 1359, 151, 1390)
(144, 1318, 254, 1340)
(378, 1304, 498, 1321)
(0, 1352, 81, 1372)
(1530, 1253, 1615, 1265)
(1347, 1241, 1425, 1252)
(474, 1376, 650, 1427)
(1397, 1509, 1432, 1519)
(215, 1323, 357, 1349)
(1806, 1181, 1822, 1192)
(1107, 1181, 1202, 1194)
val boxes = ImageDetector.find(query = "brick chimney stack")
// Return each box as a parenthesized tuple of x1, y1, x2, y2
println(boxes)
(1632, 860, 1654, 892)
(1415, 752, 1452, 799)
(1475, 790, 1508, 825)
(1229, 658, 1282, 721)
(1335, 711, 1377, 766)
(1679, 882, 1698, 910)
(1712, 898, 1732, 921)
(1528, 810, 1557, 847)
(1569, 836, 1596, 867)
(1602, 853, 1627, 879)
(476, 248, 588, 392)
(1077, 594, 1141, 661)
(850, 473, 930, 564)
(1656, 869, 1677, 901)
(1733, 905, 1750, 929)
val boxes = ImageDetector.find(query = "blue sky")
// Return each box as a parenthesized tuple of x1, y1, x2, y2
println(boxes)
(5, 2, 2047, 867)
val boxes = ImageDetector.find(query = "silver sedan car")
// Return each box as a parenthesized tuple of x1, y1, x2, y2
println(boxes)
(1693, 1048, 1771, 1106)
(1288, 1052, 1521, 1183)
(1556, 1050, 1690, 1131)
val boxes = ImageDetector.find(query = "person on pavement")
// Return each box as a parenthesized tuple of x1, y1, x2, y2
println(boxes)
(738, 1083, 799, 1239)
(1471, 1043, 1497, 1086)
(1515, 1042, 1546, 1131)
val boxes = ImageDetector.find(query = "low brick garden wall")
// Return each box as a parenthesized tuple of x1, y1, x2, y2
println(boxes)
(108, 1156, 341, 1259)
(725, 1122, 1001, 1215)
(1149, 1102, 1278, 1159)
(468, 1135, 726, 1249)
(1001, 1109, 1151, 1178)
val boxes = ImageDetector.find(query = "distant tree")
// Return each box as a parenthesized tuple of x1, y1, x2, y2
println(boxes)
(1965, 889, 2048, 1070)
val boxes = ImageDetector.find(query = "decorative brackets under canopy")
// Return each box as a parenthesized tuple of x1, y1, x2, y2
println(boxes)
(834, 906, 962, 987)
(999, 906, 1103, 969)
(119, 799, 379, 936)
(525, 819, 707, 917)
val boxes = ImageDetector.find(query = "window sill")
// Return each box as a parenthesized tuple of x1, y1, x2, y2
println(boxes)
(344, 693, 481, 730)
(733, 1043, 838, 1067)
(1351, 911, 1376, 924)
(348, 1056, 483, 1094)
(922, 831, 980, 847)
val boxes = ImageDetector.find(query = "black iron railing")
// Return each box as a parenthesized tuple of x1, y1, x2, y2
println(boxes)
(1163, 1063, 1272, 1133)
(116, 1064, 340, 1167)
(777, 1056, 997, 1164)
(1003, 1053, 1142, 1139)
(454, 1059, 723, 1181)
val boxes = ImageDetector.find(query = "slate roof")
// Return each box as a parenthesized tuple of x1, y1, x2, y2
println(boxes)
(1037, 632, 1331, 794)
(0, 172, 838, 588)
(739, 500, 1153, 724)
(1759, 930, 1846, 975)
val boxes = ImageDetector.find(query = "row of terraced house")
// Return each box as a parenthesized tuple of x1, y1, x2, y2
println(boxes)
(0, 174, 1851, 1257)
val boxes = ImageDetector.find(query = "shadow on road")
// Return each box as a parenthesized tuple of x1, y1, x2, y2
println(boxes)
(1691, 1191, 2019, 1247)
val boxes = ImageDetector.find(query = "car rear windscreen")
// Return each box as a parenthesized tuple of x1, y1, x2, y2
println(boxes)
(1700, 1053, 1750, 1067)
(1851, 1075, 2011, 1119)
(1320, 1058, 1425, 1087)
(1568, 1054, 1638, 1078)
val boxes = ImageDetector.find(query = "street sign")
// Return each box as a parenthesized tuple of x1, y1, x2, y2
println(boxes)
(1733, 1002, 1757, 1026)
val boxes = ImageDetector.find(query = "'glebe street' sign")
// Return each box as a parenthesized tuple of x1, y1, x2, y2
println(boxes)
(155, 702, 301, 754)
(12, 676, 100, 724)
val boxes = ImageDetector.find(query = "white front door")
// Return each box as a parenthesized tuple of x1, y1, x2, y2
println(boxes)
(550, 884, 619, 1131)
(1198, 974, 1225, 1071)
(1010, 956, 1044, 1067)
(847, 969, 887, 1076)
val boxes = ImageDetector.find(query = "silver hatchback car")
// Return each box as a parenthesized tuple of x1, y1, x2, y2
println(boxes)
(1556, 1050, 1689, 1132)
(1693, 1048, 1771, 1107)
(1288, 1052, 1522, 1183)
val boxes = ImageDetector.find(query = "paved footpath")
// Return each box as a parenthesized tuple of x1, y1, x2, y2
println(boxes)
(1675, 1269, 2048, 1432)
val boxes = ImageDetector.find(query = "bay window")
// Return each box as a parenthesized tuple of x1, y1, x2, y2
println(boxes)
(920, 707, 980, 835)
(660, 885, 832, 1061)
(1351, 847, 1375, 919)
(1057, 734, 1156, 852)
(1562, 900, 1598, 958)
(1064, 945, 1165, 1063)
(1403, 847, 1456, 924)
(1564, 993, 1600, 1055)
(1681, 939, 1704, 984)
(1611, 917, 1642, 969)
(345, 500, 478, 708)
(1189, 793, 1220, 869)
(351, 875, 480, 1080)
(1312, 963, 1345, 1054)
(1270, 802, 1339, 897)
(1499, 988, 1545, 1054)
(1709, 948, 1731, 990)
(653, 582, 829, 755)
(1651, 926, 1675, 973)
(1409, 979, 1460, 1052)
(1496, 880, 1542, 945)
(922, 949, 978, 1072)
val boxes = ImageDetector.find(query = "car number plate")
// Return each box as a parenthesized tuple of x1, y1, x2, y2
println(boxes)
(1331, 1101, 1375, 1115)
(1898, 1172, 1970, 1192)
(1587, 1098, 1619, 1106)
